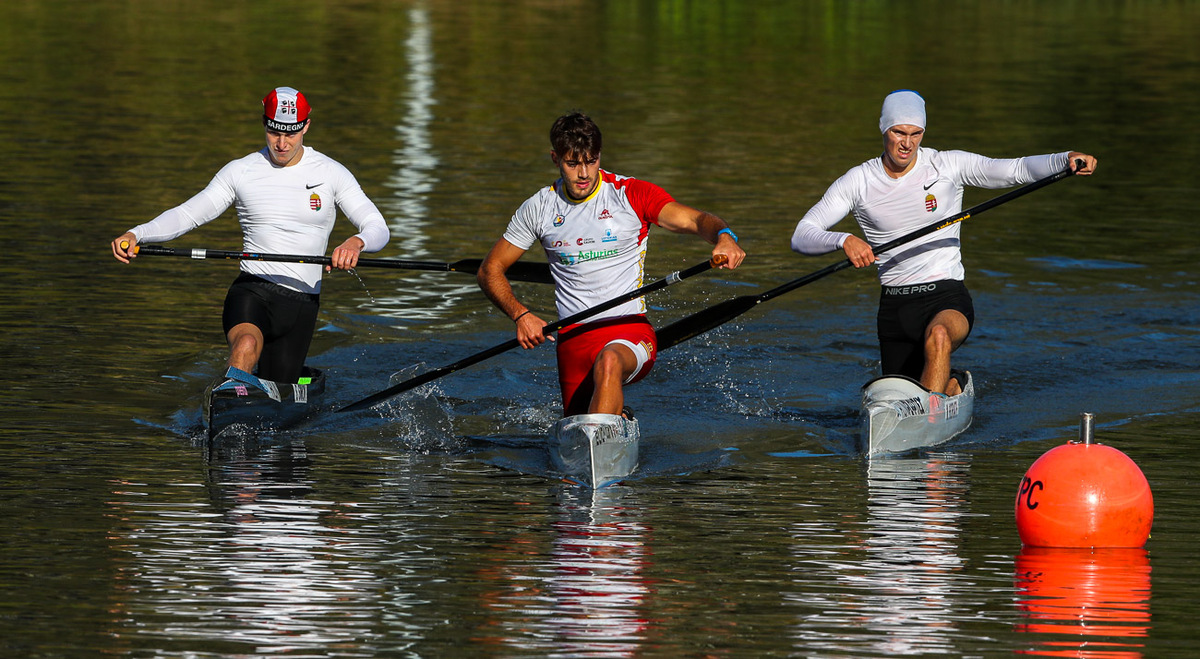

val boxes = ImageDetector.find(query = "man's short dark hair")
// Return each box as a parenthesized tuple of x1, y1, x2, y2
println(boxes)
(550, 112, 602, 159)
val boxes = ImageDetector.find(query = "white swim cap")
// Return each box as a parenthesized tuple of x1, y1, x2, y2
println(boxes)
(879, 90, 925, 133)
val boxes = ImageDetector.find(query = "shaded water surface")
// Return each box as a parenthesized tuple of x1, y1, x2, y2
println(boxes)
(2, 1, 1199, 656)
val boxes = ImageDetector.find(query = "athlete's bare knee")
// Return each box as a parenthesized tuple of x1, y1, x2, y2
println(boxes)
(227, 332, 263, 369)
(592, 349, 625, 384)
(229, 332, 258, 352)
(925, 325, 952, 353)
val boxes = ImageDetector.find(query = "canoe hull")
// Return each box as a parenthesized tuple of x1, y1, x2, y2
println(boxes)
(204, 367, 326, 440)
(860, 370, 974, 456)
(548, 413, 639, 488)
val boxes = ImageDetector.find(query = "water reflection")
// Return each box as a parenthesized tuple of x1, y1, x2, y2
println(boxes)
(370, 4, 480, 322)
(474, 486, 650, 657)
(1014, 547, 1151, 658)
(109, 441, 394, 654)
(388, 4, 438, 236)
(787, 453, 971, 655)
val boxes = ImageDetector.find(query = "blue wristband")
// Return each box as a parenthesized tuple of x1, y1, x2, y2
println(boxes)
(717, 227, 738, 243)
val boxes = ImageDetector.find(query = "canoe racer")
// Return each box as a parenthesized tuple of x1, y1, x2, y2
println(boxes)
(790, 89, 1096, 397)
(479, 112, 745, 418)
(111, 86, 389, 390)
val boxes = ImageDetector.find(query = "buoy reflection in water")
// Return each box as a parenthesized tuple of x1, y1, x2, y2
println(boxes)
(1014, 546, 1151, 658)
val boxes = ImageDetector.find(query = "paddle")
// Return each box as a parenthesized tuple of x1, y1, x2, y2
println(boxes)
(338, 255, 727, 412)
(655, 161, 1083, 350)
(126, 244, 554, 284)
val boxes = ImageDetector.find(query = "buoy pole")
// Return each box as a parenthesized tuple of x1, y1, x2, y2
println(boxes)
(1079, 412, 1094, 445)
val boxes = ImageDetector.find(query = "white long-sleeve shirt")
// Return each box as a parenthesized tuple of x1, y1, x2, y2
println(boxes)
(130, 147, 389, 294)
(791, 148, 1070, 286)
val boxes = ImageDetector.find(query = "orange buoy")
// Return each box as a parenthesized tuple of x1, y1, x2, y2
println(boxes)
(1015, 413, 1153, 548)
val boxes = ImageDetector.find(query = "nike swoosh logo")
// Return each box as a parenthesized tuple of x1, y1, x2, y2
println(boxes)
(923, 181, 937, 190)
(306, 183, 324, 189)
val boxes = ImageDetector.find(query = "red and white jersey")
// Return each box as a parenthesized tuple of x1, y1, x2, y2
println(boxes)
(130, 147, 389, 294)
(504, 170, 674, 320)
(791, 147, 1070, 286)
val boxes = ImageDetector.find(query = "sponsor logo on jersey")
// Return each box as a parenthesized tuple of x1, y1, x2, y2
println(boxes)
(551, 237, 597, 248)
(553, 214, 566, 227)
(310, 193, 322, 211)
(925, 193, 937, 212)
(556, 248, 619, 266)
(598, 209, 614, 221)
(306, 182, 323, 189)
(601, 229, 618, 243)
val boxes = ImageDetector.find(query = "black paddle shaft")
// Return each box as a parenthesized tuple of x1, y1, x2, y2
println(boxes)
(338, 256, 722, 412)
(656, 162, 1080, 350)
(133, 245, 554, 284)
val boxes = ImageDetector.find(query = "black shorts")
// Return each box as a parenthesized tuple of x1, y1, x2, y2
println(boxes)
(876, 279, 974, 379)
(222, 273, 320, 383)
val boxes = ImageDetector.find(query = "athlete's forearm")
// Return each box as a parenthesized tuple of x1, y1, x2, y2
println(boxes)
(956, 150, 1069, 189)
(791, 219, 849, 256)
(130, 187, 229, 244)
(477, 263, 527, 321)
(791, 176, 856, 255)
(694, 211, 732, 243)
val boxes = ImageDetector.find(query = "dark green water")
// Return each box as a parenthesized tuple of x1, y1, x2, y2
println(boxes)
(3, 1, 1199, 656)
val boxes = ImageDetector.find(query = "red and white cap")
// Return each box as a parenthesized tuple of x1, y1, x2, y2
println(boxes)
(262, 86, 311, 132)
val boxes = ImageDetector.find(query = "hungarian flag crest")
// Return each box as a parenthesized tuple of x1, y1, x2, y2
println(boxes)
(310, 193, 322, 211)
(924, 193, 937, 212)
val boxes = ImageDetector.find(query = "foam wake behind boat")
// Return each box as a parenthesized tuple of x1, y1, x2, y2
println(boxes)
(860, 370, 974, 456)
(548, 413, 639, 488)
(205, 366, 326, 441)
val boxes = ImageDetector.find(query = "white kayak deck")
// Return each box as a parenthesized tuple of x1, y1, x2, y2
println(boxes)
(860, 370, 975, 456)
(548, 413, 639, 488)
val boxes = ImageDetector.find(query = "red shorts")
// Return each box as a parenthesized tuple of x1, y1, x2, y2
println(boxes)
(555, 315, 657, 416)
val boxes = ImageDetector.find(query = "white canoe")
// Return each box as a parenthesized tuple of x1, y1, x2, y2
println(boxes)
(860, 370, 974, 456)
(548, 413, 639, 488)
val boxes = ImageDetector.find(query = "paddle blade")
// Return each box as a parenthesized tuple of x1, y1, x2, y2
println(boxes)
(656, 295, 761, 351)
(451, 258, 554, 284)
